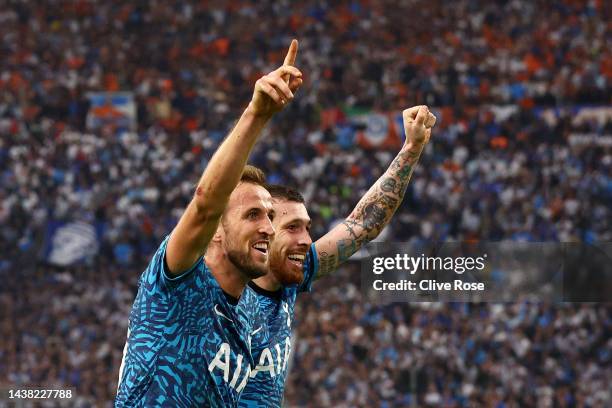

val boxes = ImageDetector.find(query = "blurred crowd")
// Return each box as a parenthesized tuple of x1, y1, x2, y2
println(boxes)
(289, 268, 611, 407)
(0, 0, 610, 406)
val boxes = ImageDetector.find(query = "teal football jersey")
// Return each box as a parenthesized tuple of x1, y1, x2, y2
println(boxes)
(116, 236, 262, 407)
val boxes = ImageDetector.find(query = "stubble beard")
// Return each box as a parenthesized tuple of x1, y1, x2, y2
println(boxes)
(226, 247, 267, 279)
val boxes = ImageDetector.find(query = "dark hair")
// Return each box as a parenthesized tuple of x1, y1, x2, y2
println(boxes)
(240, 165, 266, 186)
(265, 184, 305, 203)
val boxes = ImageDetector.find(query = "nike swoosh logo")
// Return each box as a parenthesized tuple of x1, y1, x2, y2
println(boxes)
(251, 326, 263, 335)
(214, 304, 234, 323)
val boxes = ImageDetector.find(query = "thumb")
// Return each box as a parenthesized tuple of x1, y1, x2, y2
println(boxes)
(402, 106, 421, 124)
(415, 106, 428, 127)
(425, 112, 437, 129)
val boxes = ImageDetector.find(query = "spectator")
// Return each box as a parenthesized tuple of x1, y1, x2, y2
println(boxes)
(0, 1, 609, 406)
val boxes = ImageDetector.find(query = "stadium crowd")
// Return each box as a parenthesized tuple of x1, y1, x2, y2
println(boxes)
(0, 0, 610, 406)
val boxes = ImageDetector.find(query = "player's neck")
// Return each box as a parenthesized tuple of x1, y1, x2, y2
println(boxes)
(204, 248, 249, 299)
(252, 273, 282, 292)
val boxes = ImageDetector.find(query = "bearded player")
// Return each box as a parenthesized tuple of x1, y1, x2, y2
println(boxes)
(115, 41, 303, 407)
(240, 106, 437, 406)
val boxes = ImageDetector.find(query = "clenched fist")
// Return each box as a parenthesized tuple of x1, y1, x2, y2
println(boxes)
(249, 39, 303, 118)
(402, 105, 437, 146)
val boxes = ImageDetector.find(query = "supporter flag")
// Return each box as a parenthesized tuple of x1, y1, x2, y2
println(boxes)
(340, 107, 402, 150)
(44, 221, 101, 266)
(86, 92, 137, 132)
(354, 112, 402, 149)
(536, 106, 612, 126)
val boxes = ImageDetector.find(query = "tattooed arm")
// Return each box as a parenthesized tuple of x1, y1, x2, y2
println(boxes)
(314, 106, 436, 279)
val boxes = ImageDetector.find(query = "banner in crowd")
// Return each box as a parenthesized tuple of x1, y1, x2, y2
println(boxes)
(351, 111, 403, 149)
(535, 105, 612, 126)
(323, 107, 442, 150)
(320, 106, 610, 150)
(86, 92, 137, 132)
(321, 107, 405, 150)
(44, 221, 103, 266)
(490, 105, 612, 125)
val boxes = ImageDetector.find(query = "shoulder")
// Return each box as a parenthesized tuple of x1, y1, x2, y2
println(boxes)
(297, 243, 319, 293)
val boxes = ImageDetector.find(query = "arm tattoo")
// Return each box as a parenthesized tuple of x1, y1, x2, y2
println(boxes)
(318, 251, 338, 275)
(362, 203, 387, 232)
(380, 177, 398, 194)
(316, 143, 424, 279)
(397, 164, 412, 183)
(337, 238, 358, 263)
(342, 219, 361, 239)
(380, 194, 398, 208)
(349, 144, 422, 236)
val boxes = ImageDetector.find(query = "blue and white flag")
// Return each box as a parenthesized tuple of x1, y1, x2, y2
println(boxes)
(45, 221, 101, 266)
(86, 92, 136, 132)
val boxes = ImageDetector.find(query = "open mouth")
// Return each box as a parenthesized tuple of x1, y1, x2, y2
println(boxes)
(287, 253, 305, 267)
(252, 241, 269, 255)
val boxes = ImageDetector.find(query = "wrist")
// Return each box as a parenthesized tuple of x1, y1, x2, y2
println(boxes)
(402, 141, 425, 155)
(245, 102, 273, 122)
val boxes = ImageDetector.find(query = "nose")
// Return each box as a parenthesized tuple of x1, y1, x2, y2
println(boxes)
(298, 231, 312, 247)
(259, 218, 275, 238)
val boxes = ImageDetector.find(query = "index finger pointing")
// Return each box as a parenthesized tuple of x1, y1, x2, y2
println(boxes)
(283, 39, 298, 67)
(276, 65, 302, 78)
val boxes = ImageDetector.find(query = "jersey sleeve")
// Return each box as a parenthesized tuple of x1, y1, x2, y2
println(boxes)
(140, 235, 203, 294)
(297, 243, 319, 293)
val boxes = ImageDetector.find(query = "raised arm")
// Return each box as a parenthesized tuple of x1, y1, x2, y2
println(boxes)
(314, 105, 436, 279)
(166, 40, 303, 275)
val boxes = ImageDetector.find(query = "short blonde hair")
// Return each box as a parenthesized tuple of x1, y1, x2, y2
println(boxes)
(240, 165, 266, 186)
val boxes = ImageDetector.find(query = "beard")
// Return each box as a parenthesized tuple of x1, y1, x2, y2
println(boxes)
(226, 247, 267, 279)
(268, 248, 304, 286)
(221, 216, 269, 279)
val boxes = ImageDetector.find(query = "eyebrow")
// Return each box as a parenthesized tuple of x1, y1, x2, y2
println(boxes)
(243, 205, 275, 216)
(285, 218, 311, 227)
(243, 207, 263, 216)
